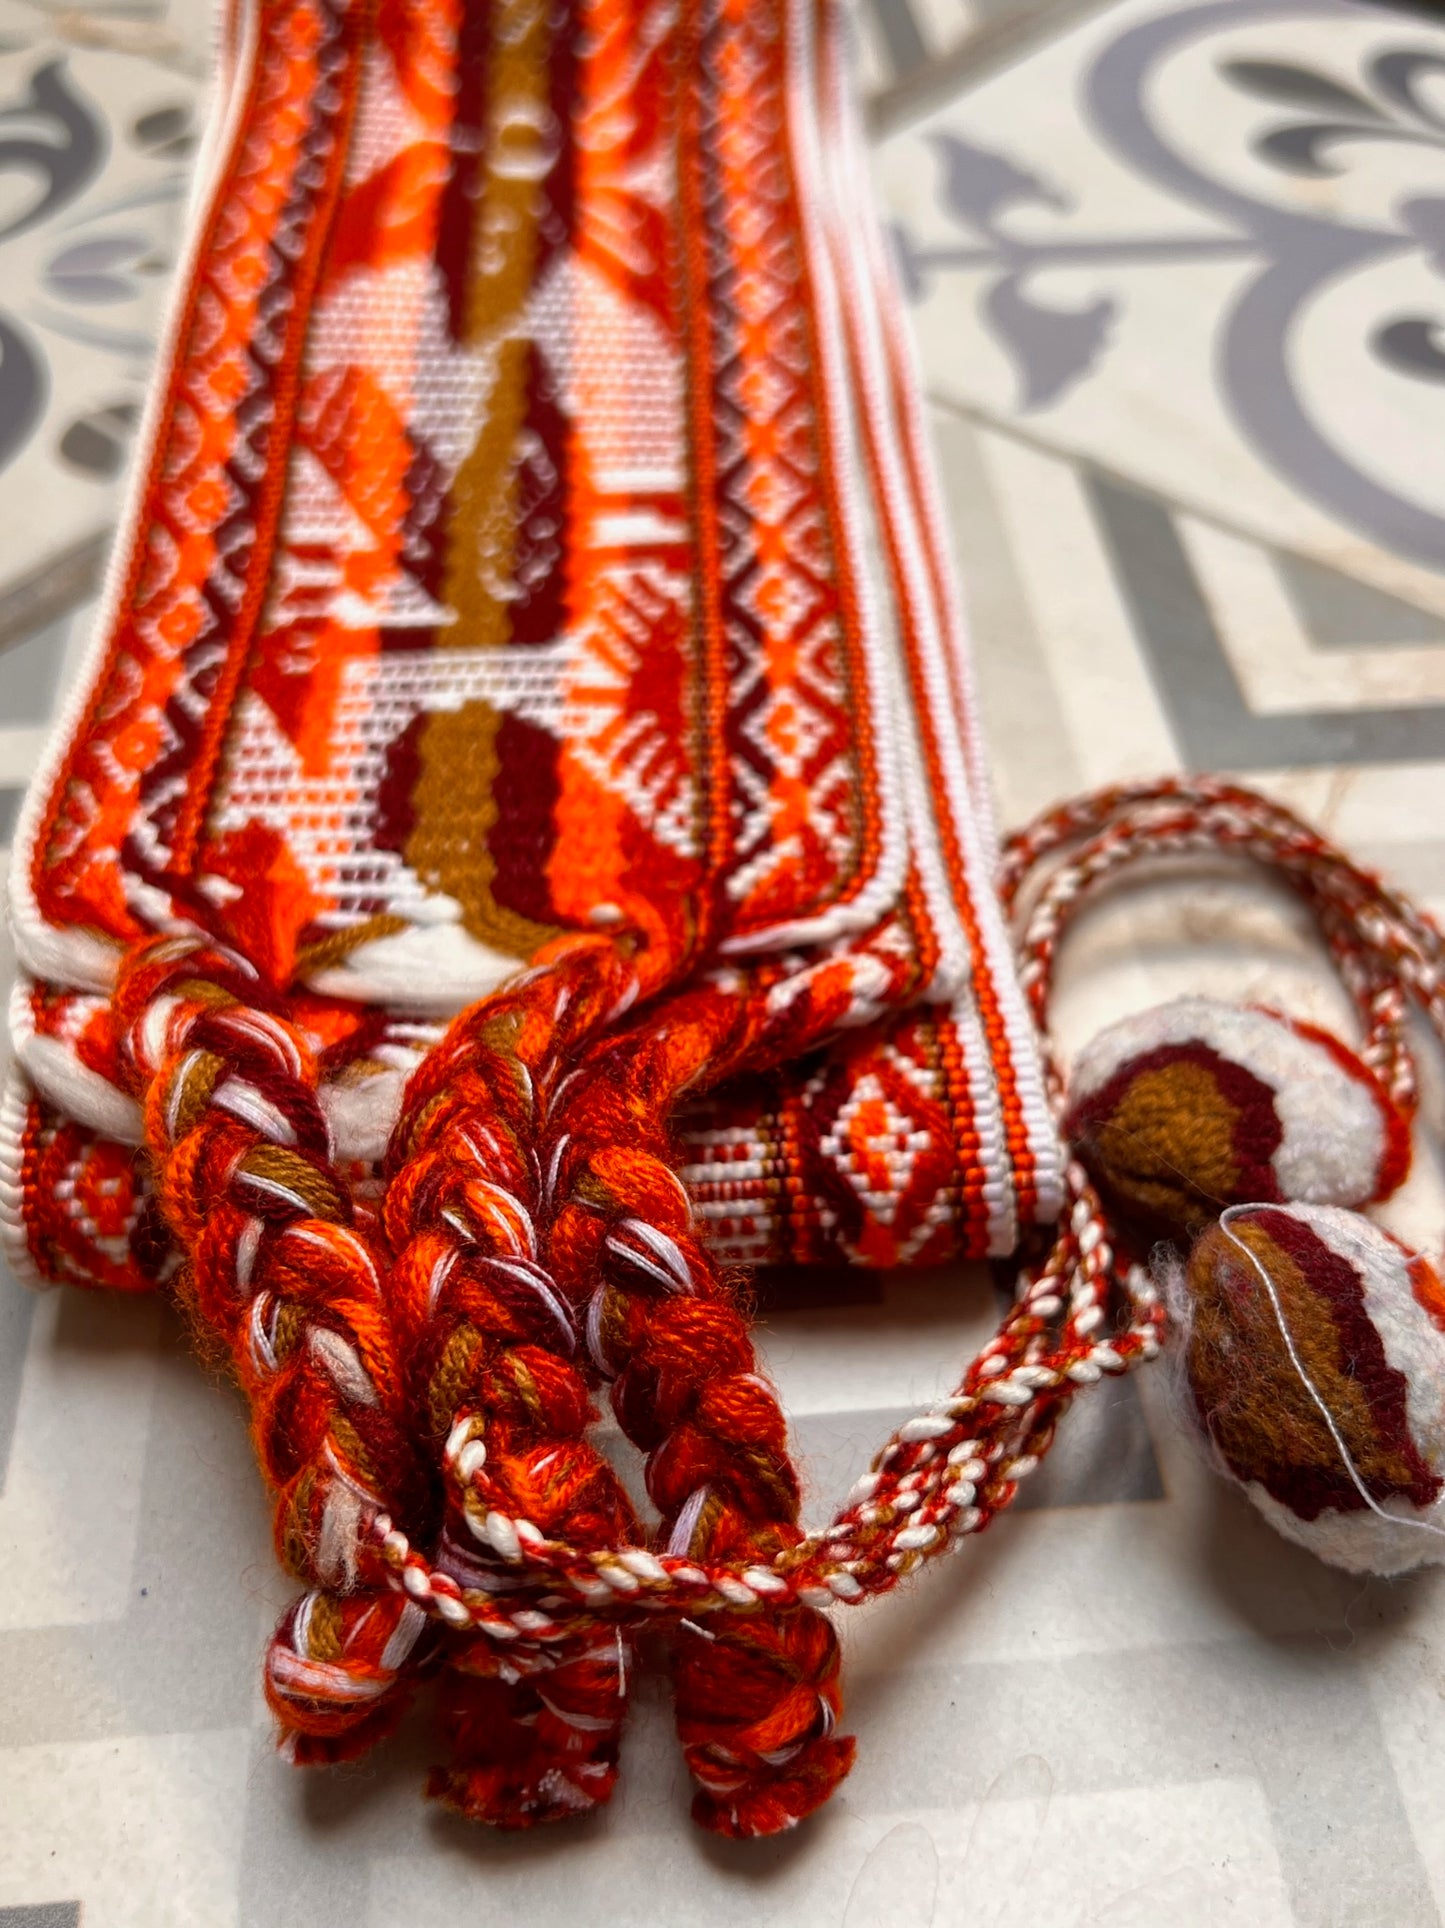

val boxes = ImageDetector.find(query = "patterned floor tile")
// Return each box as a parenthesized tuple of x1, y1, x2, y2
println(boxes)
(0, 0, 204, 644)
(881, 0, 1445, 606)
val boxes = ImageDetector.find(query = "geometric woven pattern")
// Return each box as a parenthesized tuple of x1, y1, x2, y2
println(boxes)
(5, 0, 1445, 1916)
(5, 0, 1057, 1295)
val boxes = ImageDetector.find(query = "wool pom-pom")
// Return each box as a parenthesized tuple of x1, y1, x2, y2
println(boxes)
(1171, 1202, 1445, 1574)
(1064, 997, 1408, 1242)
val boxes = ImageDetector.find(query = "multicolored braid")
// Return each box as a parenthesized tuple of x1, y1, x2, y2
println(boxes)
(542, 980, 861, 1837)
(375, 928, 863, 1833)
(95, 922, 1168, 1838)
(381, 934, 660, 1825)
(384, 934, 1118, 1835)
(112, 932, 631, 1805)
(109, 936, 434, 1758)
(350, 1133, 1157, 1637)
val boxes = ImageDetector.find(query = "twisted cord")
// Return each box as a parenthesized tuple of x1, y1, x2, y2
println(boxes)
(361, 779, 1445, 1654)
(102, 779, 1442, 1838)
(359, 1161, 1150, 1624)
(1000, 781, 1440, 1112)
(1002, 775, 1444, 1011)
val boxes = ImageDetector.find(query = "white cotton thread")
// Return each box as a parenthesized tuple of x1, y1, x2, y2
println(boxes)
(1217, 1206, 1445, 1547)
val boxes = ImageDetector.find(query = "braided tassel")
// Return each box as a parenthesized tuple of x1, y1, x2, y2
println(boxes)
(111, 937, 436, 1757)
(539, 984, 862, 1836)
(383, 938, 656, 1825)
(379, 937, 874, 1832)
(115, 935, 624, 1800)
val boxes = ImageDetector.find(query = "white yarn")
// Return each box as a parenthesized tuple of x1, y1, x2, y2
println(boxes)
(1071, 998, 1390, 1208)
(1168, 1203, 1445, 1576)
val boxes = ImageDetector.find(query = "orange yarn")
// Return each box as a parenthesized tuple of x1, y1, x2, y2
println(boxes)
(43, 741, 1445, 1853)
(5, 0, 1112, 1847)
(540, 1003, 856, 1833)
(369, 931, 856, 1830)
(80, 909, 1168, 1841)
(110, 938, 432, 1759)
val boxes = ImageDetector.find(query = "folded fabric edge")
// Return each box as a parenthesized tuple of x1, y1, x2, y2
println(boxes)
(1, 980, 1064, 1293)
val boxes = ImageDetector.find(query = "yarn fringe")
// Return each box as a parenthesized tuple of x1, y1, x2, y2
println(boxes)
(98, 907, 1155, 1833)
(40, 775, 1445, 1833)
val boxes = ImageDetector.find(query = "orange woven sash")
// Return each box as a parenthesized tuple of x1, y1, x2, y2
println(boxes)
(3, 0, 1074, 1836)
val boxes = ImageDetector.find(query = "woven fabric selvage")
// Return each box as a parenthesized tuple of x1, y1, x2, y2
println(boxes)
(2, 0, 1059, 1835)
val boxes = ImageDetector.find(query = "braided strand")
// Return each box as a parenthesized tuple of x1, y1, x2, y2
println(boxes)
(542, 985, 856, 1836)
(111, 937, 436, 1758)
(382, 936, 659, 1824)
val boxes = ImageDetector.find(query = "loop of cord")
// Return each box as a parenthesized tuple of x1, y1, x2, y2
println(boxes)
(368, 951, 1160, 1797)
(360, 778, 1445, 1655)
(375, 939, 1131, 1834)
(1001, 778, 1443, 1112)
(383, 944, 944, 1834)
(360, 1157, 1154, 1631)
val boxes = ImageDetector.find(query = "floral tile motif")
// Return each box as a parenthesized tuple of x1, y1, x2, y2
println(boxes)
(880, 0, 1445, 611)
(855, 0, 1098, 101)
(0, 0, 203, 620)
(879, 0, 1445, 931)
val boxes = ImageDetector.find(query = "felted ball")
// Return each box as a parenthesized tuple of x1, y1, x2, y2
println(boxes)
(1177, 1202, 1445, 1574)
(1064, 997, 1409, 1242)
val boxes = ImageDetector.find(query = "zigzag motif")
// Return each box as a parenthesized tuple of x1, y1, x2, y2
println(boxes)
(7, 0, 1075, 1845)
(37, 0, 361, 939)
(699, 0, 865, 933)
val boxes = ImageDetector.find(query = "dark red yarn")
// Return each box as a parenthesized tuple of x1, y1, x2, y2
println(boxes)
(1204, 1206, 1442, 1520)
(378, 936, 870, 1834)
(112, 936, 636, 1817)
(532, 976, 870, 1834)
(87, 772, 1445, 1843)
(380, 937, 651, 1825)
(108, 914, 859, 1833)
(110, 939, 435, 1758)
